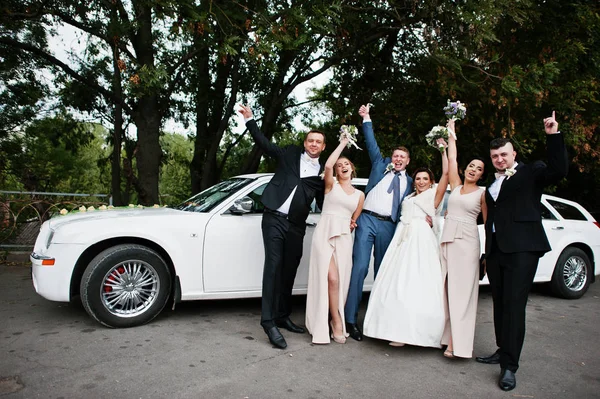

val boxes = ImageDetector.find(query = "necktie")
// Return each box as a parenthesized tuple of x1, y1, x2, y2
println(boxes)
(387, 171, 402, 222)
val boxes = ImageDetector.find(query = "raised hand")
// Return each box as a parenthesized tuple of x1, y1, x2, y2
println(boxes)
(238, 104, 253, 119)
(340, 133, 350, 146)
(436, 138, 448, 150)
(543, 111, 558, 134)
(358, 104, 370, 118)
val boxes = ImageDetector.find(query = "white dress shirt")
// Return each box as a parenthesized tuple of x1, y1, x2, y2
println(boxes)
(276, 153, 320, 215)
(488, 162, 518, 232)
(488, 162, 518, 201)
(363, 170, 407, 216)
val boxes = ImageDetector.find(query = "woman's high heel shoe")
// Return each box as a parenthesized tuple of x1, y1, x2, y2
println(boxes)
(330, 321, 346, 344)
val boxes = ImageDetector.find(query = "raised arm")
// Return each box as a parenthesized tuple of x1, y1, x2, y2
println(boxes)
(323, 136, 350, 193)
(359, 105, 385, 165)
(238, 105, 284, 159)
(446, 119, 462, 190)
(434, 140, 449, 209)
(537, 110, 568, 186)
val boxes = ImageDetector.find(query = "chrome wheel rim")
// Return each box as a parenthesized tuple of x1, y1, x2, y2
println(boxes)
(563, 255, 587, 292)
(101, 260, 160, 318)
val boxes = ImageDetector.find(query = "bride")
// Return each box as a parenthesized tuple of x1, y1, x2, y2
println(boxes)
(363, 140, 449, 348)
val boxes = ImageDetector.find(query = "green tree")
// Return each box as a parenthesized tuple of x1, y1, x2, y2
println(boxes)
(159, 132, 193, 205)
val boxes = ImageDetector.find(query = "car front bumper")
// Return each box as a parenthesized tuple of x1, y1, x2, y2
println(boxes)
(31, 244, 86, 302)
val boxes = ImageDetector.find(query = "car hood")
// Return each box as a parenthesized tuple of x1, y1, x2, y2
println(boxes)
(47, 207, 185, 230)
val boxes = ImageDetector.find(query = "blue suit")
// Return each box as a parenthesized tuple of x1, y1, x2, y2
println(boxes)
(344, 121, 413, 324)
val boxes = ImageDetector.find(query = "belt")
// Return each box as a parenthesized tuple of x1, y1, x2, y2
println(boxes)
(362, 209, 394, 222)
(265, 208, 288, 219)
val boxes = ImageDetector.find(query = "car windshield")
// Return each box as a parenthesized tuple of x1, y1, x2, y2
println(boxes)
(175, 178, 254, 213)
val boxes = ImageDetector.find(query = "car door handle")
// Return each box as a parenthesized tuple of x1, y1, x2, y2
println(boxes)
(306, 222, 317, 227)
(552, 226, 564, 230)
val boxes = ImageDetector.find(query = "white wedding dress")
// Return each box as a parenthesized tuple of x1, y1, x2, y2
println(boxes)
(363, 187, 445, 348)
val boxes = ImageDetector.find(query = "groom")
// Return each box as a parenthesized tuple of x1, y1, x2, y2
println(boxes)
(477, 111, 568, 391)
(238, 105, 326, 349)
(344, 104, 413, 341)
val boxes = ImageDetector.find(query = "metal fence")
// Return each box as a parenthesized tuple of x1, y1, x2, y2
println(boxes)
(0, 191, 112, 250)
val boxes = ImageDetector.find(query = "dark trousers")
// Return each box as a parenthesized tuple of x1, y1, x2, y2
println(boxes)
(486, 234, 540, 372)
(260, 212, 306, 329)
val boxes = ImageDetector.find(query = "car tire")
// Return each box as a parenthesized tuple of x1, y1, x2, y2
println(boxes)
(80, 244, 171, 328)
(550, 247, 592, 299)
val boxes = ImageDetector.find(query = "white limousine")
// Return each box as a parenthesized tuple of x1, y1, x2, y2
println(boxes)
(31, 174, 600, 328)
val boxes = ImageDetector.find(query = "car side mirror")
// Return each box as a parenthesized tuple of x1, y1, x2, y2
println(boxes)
(229, 196, 254, 215)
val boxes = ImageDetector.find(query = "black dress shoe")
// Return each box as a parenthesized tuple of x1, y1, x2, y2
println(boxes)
(498, 369, 516, 391)
(275, 318, 305, 334)
(475, 350, 501, 364)
(264, 326, 287, 349)
(346, 323, 363, 341)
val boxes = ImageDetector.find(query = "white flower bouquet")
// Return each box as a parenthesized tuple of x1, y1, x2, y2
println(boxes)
(426, 126, 449, 152)
(443, 100, 467, 121)
(339, 125, 361, 150)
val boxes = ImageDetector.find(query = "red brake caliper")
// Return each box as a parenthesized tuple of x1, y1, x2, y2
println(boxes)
(104, 266, 126, 293)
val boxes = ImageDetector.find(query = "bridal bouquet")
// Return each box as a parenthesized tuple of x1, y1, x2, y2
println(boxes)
(339, 125, 361, 150)
(443, 100, 467, 121)
(425, 125, 449, 152)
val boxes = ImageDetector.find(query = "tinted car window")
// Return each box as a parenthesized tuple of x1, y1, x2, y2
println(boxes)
(540, 203, 557, 220)
(176, 178, 253, 213)
(247, 183, 267, 213)
(547, 199, 587, 221)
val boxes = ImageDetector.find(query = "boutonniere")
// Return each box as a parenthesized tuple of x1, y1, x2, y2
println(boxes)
(505, 166, 516, 178)
(385, 163, 394, 174)
(319, 172, 325, 180)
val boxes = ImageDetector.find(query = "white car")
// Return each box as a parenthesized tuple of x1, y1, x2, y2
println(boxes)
(30, 174, 600, 328)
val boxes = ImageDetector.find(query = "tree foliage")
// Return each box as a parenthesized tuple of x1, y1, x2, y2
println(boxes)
(1, 0, 599, 213)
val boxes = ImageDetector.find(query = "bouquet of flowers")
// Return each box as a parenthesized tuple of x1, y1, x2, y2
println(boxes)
(443, 100, 467, 121)
(425, 125, 449, 152)
(339, 125, 361, 150)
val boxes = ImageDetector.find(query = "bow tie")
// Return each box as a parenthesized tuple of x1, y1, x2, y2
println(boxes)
(303, 153, 319, 166)
(494, 172, 506, 180)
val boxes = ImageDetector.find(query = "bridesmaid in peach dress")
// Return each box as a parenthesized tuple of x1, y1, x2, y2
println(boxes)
(440, 118, 488, 358)
(305, 136, 365, 344)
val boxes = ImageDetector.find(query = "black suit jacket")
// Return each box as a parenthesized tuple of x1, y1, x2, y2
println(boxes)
(484, 133, 568, 255)
(247, 119, 324, 225)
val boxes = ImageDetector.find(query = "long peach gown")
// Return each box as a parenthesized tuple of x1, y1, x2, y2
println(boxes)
(305, 182, 361, 344)
(440, 186, 483, 358)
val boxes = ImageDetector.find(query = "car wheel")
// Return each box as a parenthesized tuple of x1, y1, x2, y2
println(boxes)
(80, 244, 171, 328)
(550, 247, 592, 299)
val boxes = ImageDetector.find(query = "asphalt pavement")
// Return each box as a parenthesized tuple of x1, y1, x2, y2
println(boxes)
(0, 261, 599, 398)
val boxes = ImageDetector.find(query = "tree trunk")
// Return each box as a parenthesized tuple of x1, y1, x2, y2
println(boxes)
(129, 1, 162, 205)
(241, 50, 297, 174)
(132, 98, 161, 205)
(190, 44, 210, 195)
(110, 12, 124, 206)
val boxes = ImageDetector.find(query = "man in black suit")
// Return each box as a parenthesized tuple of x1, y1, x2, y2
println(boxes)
(239, 105, 326, 349)
(477, 111, 568, 391)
